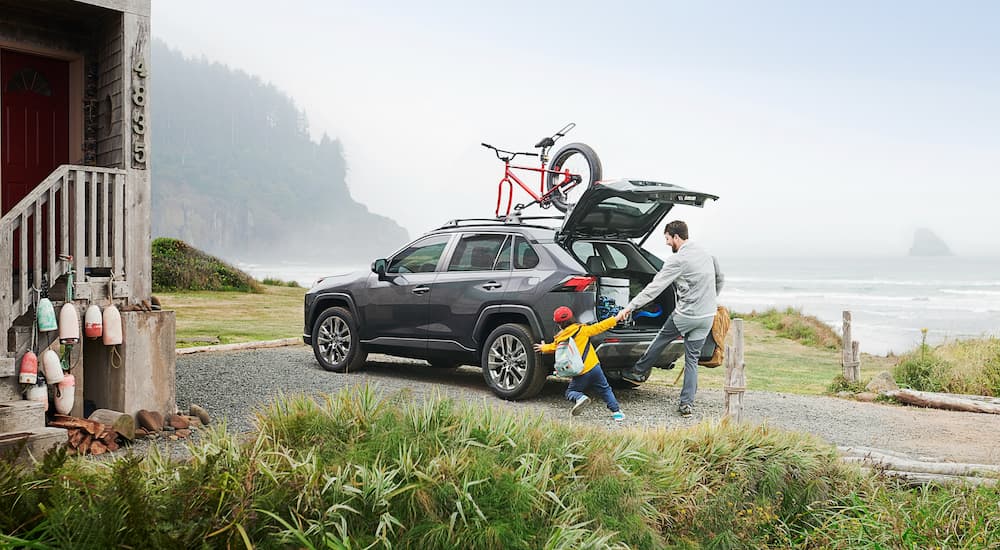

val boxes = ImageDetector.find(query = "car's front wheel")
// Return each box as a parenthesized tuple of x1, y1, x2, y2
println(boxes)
(311, 306, 367, 372)
(481, 323, 548, 400)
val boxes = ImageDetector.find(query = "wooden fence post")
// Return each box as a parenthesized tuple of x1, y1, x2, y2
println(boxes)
(842, 311, 861, 382)
(724, 318, 746, 421)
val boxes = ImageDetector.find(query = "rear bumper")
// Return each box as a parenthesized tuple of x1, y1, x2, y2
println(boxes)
(593, 337, 684, 370)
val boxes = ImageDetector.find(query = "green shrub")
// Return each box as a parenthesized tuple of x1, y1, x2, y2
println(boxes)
(261, 277, 302, 288)
(827, 375, 867, 395)
(151, 238, 262, 293)
(893, 331, 1000, 396)
(738, 307, 842, 350)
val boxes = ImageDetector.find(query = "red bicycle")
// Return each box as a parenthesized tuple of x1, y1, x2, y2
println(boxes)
(482, 123, 602, 217)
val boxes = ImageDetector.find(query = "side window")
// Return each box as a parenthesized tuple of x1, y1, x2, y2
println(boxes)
(447, 233, 508, 272)
(387, 235, 450, 274)
(572, 241, 595, 260)
(601, 243, 629, 270)
(513, 236, 539, 269)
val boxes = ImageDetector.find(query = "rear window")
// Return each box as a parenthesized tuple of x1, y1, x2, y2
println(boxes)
(513, 236, 539, 269)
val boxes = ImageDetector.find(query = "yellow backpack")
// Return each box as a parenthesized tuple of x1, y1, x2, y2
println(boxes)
(698, 306, 731, 368)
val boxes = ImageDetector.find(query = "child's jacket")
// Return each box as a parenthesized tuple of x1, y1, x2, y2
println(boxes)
(538, 317, 617, 375)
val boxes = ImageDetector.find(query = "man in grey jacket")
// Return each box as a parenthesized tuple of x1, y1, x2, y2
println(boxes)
(615, 220, 724, 417)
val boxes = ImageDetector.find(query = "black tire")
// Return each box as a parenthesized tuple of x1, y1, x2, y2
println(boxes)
(545, 142, 602, 212)
(311, 306, 367, 373)
(481, 323, 549, 400)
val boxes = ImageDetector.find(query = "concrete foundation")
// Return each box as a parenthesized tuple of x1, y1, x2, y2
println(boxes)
(83, 310, 176, 416)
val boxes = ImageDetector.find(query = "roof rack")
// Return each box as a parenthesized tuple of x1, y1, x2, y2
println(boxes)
(438, 214, 565, 230)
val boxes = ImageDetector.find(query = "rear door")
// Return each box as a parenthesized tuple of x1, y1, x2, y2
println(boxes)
(425, 232, 511, 351)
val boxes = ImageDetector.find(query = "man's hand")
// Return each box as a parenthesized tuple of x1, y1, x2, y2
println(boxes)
(615, 308, 632, 322)
(533, 342, 546, 352)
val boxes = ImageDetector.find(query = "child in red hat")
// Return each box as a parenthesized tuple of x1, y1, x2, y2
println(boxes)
(534, 306, 624, 421)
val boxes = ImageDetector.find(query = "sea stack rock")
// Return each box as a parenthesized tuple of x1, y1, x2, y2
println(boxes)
(909, 228, 953, 257)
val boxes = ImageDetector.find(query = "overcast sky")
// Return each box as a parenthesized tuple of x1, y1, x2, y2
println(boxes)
(153, 0, 999, 259)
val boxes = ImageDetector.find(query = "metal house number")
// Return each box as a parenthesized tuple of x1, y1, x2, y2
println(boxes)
(132, 59, 148, 168)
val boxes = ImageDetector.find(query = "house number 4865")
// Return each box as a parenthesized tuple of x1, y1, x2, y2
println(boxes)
(132, 59, 148, 166)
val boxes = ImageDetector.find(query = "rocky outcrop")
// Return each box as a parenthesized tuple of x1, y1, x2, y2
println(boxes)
(909, 228, 953, 257)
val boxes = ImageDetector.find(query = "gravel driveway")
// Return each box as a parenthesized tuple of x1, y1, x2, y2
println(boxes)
(172, 344, 1000, 466)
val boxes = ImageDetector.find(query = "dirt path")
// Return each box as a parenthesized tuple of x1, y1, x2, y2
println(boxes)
(174, 345, 1000, 466)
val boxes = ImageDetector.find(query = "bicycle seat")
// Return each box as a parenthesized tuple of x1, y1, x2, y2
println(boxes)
(534, 136, 555, 148)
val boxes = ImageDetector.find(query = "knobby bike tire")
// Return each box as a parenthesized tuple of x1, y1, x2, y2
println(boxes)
(545, 142, 602, 212)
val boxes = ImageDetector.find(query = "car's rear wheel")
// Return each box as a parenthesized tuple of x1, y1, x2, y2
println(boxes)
(481, 323, 548, 400)
(312, 306, 367, 372)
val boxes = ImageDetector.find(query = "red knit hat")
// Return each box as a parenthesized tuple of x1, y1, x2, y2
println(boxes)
(553, 306, 573, 323)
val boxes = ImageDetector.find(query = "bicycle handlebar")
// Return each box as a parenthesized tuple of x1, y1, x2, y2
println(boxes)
(481, 142, 538, 161)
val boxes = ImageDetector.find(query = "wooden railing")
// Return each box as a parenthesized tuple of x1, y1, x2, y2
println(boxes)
(0, 166, 128, 353)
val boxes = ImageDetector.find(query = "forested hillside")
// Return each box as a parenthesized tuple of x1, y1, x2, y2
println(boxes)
(150, 40, 408, 262)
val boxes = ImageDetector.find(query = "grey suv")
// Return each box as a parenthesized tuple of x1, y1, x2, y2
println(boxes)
(303, 179, 718, 400)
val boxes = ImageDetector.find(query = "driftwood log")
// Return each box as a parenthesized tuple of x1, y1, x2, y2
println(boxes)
(51, 414, 121, 455)
(883, 389, 1000, 415)
(88, 409, 136, 440)
(840, 445, 1000, 487)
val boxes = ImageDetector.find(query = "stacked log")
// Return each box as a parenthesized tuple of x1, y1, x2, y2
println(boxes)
(50, 414, 121, 456)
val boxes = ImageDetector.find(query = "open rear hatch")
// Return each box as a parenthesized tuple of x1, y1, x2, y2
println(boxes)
(559, 178, 718, 330)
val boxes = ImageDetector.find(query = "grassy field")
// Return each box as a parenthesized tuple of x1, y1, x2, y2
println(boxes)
(157, 284, 306, 347)
(159, 287, 896, 394)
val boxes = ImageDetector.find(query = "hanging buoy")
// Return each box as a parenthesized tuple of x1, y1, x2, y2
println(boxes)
(103, 303, 123, 345)
(55, 374, 75, 415)
(37, 297, 58, 332)
(25, 380, 48, 411)
(59, 303, 80, 344)
(41, 349, 64, 384)
(18, 351, 38, 385)
(84, 304, 103, 339)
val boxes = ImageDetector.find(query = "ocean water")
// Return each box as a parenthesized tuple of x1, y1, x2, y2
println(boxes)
(240, 256, 1000, 356)
(721, 257, 1000, 355)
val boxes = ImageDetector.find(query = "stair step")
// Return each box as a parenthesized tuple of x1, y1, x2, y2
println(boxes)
(0, 427, 67, 464)
(0, 400, 46, 432)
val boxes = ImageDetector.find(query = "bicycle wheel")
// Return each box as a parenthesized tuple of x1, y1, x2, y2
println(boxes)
(545, 142, 602, 212)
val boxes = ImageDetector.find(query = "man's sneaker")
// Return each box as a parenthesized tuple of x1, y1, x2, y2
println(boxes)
(619, 370, 644, 386)
(571, 395, 591, 416)
(611, 411, 625, 422)
(678, 403, 694, 417)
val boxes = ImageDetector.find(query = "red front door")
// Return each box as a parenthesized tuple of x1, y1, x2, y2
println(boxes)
(1, 50, 69, 215)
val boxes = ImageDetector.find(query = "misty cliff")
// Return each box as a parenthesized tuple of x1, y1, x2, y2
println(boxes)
(151, 40, 408, 263)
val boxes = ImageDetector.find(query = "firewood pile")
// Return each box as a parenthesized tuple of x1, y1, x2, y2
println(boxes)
(50, 414, 127, 456)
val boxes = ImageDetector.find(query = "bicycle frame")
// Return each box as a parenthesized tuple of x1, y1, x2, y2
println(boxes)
(494, 157, 579, 217)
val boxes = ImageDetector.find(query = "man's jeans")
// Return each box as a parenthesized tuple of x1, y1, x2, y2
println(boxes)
(629, 313, 713, 406)
(566, 364, 620, 413)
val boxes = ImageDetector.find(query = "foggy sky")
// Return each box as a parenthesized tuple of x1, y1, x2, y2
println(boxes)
(153, 0, 1000, 260)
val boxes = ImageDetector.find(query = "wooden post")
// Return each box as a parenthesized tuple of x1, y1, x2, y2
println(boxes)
(842, 311, 861, 382)
(724, 318, 746, 421)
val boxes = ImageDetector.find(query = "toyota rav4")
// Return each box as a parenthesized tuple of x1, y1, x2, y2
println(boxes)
(303, 179, 718, 400)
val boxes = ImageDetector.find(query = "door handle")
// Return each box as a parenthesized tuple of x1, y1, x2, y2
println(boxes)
(412, 285, 430, 295)
(481, 281, 503, 290)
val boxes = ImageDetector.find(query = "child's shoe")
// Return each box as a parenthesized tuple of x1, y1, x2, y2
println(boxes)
(571, 395, 590, 416)
(611, 411, 625, 422)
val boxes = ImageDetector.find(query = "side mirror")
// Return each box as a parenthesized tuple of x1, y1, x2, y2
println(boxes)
(371, 258, 387, 279)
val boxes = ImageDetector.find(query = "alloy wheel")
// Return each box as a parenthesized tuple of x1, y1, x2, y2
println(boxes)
(487, 334, 527, 391)
(318, 316, 351, 366)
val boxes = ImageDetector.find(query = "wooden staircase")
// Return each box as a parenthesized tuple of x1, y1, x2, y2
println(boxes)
(1, 165, 129, 459)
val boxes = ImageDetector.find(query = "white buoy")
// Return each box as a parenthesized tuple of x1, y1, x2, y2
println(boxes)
(25, 381, 48, 411)
(59, 303, 80, 344)
(84, 304, 103, 339)
(55, 374, 75, 415)
(40, 349, 64, 384)
(103, 303, 123, 345)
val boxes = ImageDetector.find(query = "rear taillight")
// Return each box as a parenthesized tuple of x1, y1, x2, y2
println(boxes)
(553, 275, 597, 292)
